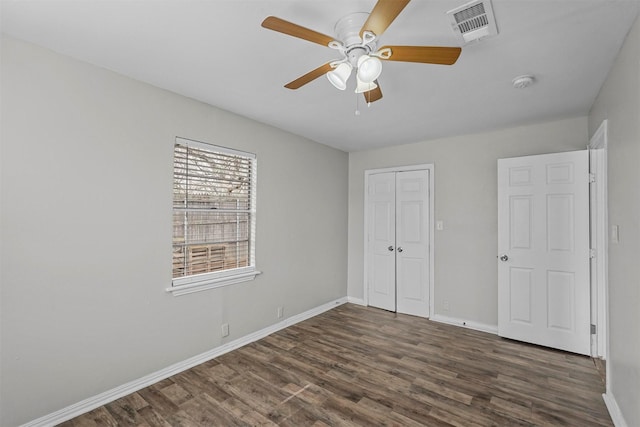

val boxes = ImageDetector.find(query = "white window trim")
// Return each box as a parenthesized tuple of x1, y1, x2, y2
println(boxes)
(168, 137, 260, 297)
(167, 266, 262, 296)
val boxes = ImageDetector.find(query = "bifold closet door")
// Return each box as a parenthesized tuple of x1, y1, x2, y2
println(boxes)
(367, 172, 397, 312)
(367, 170, 430, 317)
(395, 170, 430, 317)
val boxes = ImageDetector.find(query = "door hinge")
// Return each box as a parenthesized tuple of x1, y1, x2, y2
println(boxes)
(590, 248, 596, 259)
(589, 173, 596, 183)
(591, 324, 597, 334)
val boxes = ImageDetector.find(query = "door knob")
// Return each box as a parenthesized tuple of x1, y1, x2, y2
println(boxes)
(388, 246, 394, 251)
(397, 247, 403, 253)
(499, 254, 509, 262)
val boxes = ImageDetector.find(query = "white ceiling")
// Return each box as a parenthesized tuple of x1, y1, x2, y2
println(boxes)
(2, 0, 639, 152)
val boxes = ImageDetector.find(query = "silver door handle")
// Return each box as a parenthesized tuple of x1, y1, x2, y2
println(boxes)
(397, 247, 403, 253)
(388, 246, 394, 251)
(499, 254, 509, 261)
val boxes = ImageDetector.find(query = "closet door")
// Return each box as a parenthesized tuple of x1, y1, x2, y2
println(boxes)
(396, 170, 430, 317)
(366, 170, 430, 317)
(367, 172, 396, 312)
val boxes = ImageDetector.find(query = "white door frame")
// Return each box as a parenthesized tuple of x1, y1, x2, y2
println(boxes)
(363, 164, 435, 317)
(588, 120, 608, 359)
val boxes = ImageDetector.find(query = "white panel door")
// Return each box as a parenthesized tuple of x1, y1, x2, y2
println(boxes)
(367, 172, 396, 312)
(498, 150, 590, 355)
(367, 170, 430, 317)
(396, 170, 430, 317)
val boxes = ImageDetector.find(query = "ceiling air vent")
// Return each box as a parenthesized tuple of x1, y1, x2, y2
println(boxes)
(447, 0, 498, 44)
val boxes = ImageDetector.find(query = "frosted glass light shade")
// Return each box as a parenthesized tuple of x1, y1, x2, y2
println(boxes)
(327, 63, 353, 90)
(355, 76, 378, 93)
(356, 55, 382, 83)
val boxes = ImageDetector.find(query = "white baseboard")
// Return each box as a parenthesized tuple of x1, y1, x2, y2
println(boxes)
(21, 297, 348, 427)
(347, 296, 366, 306)
(603, 392, 629, 427)
(429, 314, 498, 335)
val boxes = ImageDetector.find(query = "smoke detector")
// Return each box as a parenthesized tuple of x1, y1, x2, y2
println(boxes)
(447, 0, 498, 44)
(512, 75, 535, 89)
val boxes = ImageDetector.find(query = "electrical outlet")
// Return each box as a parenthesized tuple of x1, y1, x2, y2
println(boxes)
(277, 306, 284, 319)
(443, 300, 450, 312)
(436, 220, 444, 231)
(221, 323, 229, 337)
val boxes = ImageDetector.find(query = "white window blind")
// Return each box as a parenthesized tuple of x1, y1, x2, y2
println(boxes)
(170, 137, 258, 295)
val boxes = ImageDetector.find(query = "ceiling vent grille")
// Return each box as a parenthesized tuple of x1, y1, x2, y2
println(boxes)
(447, 0, 498, 44)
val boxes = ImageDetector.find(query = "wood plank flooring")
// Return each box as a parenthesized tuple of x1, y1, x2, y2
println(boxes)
(59, 304, 611, 426)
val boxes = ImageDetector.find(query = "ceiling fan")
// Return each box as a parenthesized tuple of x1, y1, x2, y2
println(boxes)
(261, 0, 462, 103)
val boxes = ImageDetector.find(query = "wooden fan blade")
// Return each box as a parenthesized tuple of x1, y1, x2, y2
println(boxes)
(380, 45, 462, 65)
(285, 63, 334, 90)
(262, 16, 335, 47)
(363, 81, 383, 103)
(360, 0, 411, 38)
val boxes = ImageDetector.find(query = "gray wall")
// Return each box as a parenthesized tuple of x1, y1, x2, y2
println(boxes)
(0, 36, 348, 427)
(348, 117, 588, 327)
(589, 13, 640, 427)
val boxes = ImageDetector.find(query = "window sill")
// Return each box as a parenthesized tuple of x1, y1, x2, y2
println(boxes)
(167, 268, 262, 296)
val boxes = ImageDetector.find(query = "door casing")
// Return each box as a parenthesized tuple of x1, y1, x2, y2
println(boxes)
(363, 164, 435, 317)
(589, 119, 608, 360)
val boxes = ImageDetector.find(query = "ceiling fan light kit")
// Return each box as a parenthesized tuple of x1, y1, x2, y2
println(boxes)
(327, 63, 353, 90)
(357, 55, 383, 83)
(327, 52, 383, 91)
(261, 0, 463, 104)
(355, 76, 379, 94)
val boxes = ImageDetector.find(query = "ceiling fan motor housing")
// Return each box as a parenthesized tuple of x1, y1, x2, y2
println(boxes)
(334, 12, 377, 66)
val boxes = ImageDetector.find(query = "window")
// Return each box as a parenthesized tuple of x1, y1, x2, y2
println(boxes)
(169, 137, 259, 296)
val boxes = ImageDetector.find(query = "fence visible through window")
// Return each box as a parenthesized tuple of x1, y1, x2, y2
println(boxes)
(172, 140, 255, 279)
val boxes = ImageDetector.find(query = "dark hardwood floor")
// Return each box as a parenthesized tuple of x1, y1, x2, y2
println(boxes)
(59, 303, 611, 426)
